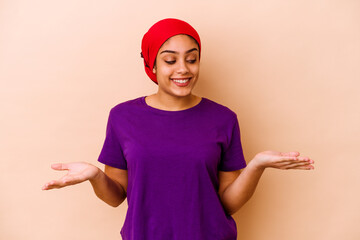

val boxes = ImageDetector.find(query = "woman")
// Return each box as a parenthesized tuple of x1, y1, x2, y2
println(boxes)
(42, 18, 314, 240)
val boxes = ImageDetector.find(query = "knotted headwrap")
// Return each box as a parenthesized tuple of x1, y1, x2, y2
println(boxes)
(141, 18, 201, 84)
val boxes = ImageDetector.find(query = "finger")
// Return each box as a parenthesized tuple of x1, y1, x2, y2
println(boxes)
(297, 157, 314, 164)
(51, 163, 68, 171)
(275, 158, 314, 168)
(281, 161, 313, 169)
(281, 157, 315, 168)
(42, 180, 65, 190)
(44, 174, 87, 190)
(279, 156, 314, 164)
(278, 156, 305, 163)
(281, 151, 300, 157)
(286, 164, 315, 170)
(275, 162, 308, 170)
(61, 174, 85, 186)
(292, 155, 314, 164)
(42, 178, 75, 190)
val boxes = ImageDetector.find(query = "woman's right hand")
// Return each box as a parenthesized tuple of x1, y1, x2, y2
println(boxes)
(42, 162, 100, 190)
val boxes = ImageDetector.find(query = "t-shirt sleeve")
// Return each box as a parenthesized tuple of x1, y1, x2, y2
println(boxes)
(97, 109, 128, 170)
(219, 114, 247, 171)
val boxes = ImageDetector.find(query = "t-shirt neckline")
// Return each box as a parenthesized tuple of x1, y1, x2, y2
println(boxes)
(141, 96, 205, 114)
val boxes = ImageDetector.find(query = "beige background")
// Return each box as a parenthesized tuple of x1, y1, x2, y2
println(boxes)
(1, 0, 359, 239)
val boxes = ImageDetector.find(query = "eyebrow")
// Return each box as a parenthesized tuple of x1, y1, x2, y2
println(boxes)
(160, 48, 198, 55)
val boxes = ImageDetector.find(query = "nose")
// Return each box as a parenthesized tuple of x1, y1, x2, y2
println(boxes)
(176, 59, 189, 74)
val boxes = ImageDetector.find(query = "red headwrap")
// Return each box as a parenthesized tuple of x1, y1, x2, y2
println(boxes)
(141, 18, 201, 84)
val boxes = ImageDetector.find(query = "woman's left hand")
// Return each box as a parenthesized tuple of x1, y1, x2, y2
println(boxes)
(250, 151, 315, 171)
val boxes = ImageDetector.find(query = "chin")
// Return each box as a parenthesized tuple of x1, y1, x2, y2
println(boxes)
(168, 90, 192, 98)
(171, 82, 197, 95)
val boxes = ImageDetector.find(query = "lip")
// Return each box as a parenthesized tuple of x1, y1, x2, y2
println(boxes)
(170, 77, 191, 87)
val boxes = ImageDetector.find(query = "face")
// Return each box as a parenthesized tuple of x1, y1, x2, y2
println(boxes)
(154, 34, 200, 98)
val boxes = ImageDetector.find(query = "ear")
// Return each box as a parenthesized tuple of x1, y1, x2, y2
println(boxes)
(152, 68, 156, 74)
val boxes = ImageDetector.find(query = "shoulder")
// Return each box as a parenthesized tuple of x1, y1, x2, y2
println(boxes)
(108, 96, 144, 118)
(203, 97, 238, 122)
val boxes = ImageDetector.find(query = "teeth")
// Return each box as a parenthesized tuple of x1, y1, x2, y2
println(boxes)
(172, 78, 189, 83)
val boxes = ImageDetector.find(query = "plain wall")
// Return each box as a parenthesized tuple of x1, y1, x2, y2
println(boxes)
(1, 0, 359, 239)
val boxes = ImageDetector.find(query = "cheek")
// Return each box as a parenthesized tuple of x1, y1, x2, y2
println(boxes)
(156, 65, 173, 79)
(160, 66, 172, 75)
(189, 64, 200, 75)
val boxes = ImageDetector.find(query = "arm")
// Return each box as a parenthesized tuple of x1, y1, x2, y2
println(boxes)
(218, 151, 314, 215)
(42, 162, 128, 207)
(90, 165, 128, 207)
(218, 162, 264, 215)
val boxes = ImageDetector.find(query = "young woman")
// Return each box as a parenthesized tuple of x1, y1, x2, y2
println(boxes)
(42, 18, 314, 240)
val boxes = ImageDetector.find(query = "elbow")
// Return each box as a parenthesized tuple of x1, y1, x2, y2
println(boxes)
(224, 204, 246, 216)
(108, 200, 122, 208)
(107, 196, 126, 208)
(220, 193, 238, 216)
(227, 210, 236, 216)
(109, 203, 120, 208)
(221, 197, 246, 216)
(223, 205, 238, 216)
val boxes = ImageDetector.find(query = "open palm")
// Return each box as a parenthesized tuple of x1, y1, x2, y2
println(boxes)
(42, 162, 99, 190)
(253, 150, 314, 170)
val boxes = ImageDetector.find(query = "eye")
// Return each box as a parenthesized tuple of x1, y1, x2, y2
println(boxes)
(164, 60, 176, 64)
(187, 59, 197, 64)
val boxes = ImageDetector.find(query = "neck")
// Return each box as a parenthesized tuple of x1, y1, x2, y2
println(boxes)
(150, 92, 199, 111)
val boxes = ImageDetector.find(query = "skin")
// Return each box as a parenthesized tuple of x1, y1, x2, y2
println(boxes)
(42, 34, 315, 215)
(145, 34, 201, 111)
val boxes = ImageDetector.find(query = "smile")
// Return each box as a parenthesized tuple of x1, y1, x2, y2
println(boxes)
(171, 78, 191, 87)
(172, 78, 189, 83)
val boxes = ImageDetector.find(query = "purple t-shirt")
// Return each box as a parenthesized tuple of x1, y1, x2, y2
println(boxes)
(98, 96, 247, 240)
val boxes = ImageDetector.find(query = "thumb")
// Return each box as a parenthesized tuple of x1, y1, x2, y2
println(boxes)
(51, 163, 68, 171)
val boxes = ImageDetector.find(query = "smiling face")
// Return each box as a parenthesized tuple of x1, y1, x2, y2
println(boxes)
(153, 34, 200, 98)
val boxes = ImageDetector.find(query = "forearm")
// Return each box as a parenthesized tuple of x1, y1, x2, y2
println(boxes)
(89, 169, 127, 207)
(220, 160, 265, 215)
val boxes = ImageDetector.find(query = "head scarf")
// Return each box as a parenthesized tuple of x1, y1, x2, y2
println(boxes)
(141, 18, 201, 84)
